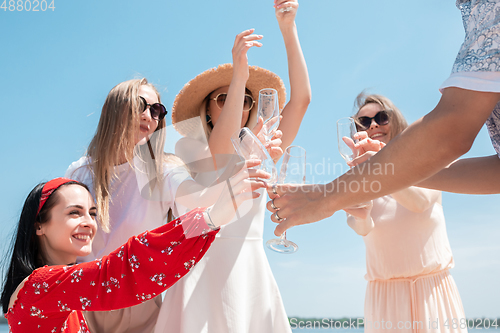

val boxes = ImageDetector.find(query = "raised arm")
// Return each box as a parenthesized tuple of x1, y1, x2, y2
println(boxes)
(274, 0, 311, 149)
(7, 209, 218, 331)
(208, 29, 262, 158)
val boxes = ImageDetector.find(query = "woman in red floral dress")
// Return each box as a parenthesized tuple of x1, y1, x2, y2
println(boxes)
(1, 170, 266, 332)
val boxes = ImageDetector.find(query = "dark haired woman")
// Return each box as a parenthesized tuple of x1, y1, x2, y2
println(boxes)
(1, 169, 266, 332)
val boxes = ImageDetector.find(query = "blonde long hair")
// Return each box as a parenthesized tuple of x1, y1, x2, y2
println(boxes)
(354, 92, 408, 140)
(87, 78, 181, 231)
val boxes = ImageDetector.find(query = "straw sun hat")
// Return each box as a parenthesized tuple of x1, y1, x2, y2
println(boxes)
(172, 63, 286, 138)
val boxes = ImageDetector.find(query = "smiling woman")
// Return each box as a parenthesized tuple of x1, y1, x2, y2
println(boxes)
(0, 178, 222, 332)
(342, 92, 468, 333)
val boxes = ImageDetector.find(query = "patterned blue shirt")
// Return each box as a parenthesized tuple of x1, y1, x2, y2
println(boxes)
(453, 0, 500, 156)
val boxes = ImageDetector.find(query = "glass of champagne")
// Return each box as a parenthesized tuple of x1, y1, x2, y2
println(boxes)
(230, 127, 278, 184)
(257, 88, 280, 142)
(266, 145, 305, 254)
(337, 117, 369, 208)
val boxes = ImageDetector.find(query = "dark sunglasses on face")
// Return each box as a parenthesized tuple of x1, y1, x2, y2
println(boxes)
(210, 93, 255, 112)
(355, 110, 390, 131)
(139, 96, 168, 121)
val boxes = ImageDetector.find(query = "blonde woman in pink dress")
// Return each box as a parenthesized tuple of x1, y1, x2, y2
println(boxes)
(344, 93, 468, 333)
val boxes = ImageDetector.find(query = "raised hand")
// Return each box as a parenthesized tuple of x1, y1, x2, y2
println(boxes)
(274, 0, 299, 25)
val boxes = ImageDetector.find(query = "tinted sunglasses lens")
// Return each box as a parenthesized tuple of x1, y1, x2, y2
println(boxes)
(243, 95, 253, 111)
(376, 111, 389, 125)
(357, 117, 372, 130)
(151, 104, 167, 120)
(216, 94, 227, 109)
(139, 97, 147, 111)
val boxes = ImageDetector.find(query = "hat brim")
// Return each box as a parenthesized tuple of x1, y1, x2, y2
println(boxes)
(172, 63, 286, 137)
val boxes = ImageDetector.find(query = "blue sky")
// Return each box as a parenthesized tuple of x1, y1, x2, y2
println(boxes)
(1, 0, 499, 318)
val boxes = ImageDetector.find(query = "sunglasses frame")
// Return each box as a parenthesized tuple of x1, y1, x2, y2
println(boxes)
(355, 110, 390, 131)
(209, 93, 255, 112)
(139, 96, 168, 121)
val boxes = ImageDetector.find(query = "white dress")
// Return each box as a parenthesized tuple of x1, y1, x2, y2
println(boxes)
(155, 137, 292, 333)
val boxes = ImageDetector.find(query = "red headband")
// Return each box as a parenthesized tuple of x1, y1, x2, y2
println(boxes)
(37, 178, 76, 215)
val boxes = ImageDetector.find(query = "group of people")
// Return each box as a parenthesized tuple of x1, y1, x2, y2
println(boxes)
(2, 0, 500, 332)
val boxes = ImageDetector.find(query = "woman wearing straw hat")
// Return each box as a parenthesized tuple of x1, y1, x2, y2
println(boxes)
(157, 1, 311, 332)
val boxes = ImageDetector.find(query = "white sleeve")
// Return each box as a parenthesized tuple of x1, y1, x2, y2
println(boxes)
(162, 163, 193, 218)
(64, 157, 94, 188)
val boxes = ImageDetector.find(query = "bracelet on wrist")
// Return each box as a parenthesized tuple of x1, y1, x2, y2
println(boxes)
(205, 207, 219, 231)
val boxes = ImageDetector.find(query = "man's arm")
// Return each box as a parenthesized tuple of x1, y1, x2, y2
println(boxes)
(417, 155, 500, 194)
(268, 88, 500, 235)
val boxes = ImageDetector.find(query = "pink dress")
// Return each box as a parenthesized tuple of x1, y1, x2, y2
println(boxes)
(349, 189, 467, 333)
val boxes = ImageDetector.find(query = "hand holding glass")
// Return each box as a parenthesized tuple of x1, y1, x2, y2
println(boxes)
(230, 127, 278, 184)
(265, 145, 305, 254)
(337, 117, 370, 208)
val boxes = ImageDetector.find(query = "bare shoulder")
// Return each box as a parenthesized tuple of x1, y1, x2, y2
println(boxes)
(8, 276, 29, 310)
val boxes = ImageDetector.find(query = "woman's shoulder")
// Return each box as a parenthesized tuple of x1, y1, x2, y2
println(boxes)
(65, 156, 93, 182)
(7, 276, 29, 312)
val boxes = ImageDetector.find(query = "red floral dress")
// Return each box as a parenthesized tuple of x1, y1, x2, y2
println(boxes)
(6, 208, 218, 333)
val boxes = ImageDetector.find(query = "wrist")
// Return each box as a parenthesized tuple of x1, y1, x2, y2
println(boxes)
(278, 21, 297, 34)
(204, 207, 220, 231)
(228, 76, 247, 89)
(323, 182, 340, 215)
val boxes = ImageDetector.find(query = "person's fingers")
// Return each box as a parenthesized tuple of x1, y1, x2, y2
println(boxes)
(354, 131, 368, 141)
(246, 168, 271, 180)
(266, 196, 281, 212)
(243, 34, 264, 42)
(268, 147, 284, 161)
(243, 159, 262, 169)
(271, 129, 283, 140)
(274, 215, 294, 235)
(266, 183, 289, 198)
(342, 136, 356, 152)
(234, 29, 255, 43)
(275, 1, 299, 10)
(251, 116, 264, 136)
(266, 137, 282, 148)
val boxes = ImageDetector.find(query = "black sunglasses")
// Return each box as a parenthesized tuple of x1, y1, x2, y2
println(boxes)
(139, 96, 168, 121)
(355, 110, 390, 131)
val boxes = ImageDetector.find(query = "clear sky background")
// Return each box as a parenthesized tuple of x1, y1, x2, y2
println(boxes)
(1, 0, 499, 318)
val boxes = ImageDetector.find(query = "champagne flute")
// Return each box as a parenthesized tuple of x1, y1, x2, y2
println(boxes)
(337, 117, 369, 208)
(266, 145, 305, 254)
(230, 127, 278, 184)
(257, 88, 280, 142)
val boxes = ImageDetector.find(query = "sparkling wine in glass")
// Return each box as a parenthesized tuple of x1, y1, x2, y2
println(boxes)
(257, 88, 280, 142)
(266, 145, 305, 254)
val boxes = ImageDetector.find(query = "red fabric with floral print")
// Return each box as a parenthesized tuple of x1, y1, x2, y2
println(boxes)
(6, 208, 218, 333)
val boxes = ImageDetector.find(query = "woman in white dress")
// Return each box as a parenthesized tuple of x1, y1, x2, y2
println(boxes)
(156, 1, 311, 332)
(65, 78, 269, 333)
